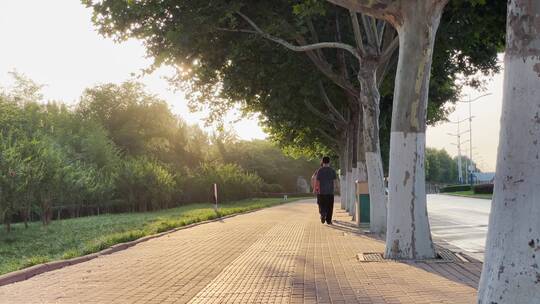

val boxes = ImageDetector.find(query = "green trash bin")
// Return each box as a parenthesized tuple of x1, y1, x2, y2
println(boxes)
(357, 182, 370, 223)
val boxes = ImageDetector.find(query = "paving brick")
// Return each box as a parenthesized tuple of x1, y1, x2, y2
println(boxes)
(0, 200, 479, 303)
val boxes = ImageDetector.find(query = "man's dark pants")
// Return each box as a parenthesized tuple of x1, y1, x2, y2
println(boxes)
(318, 194, 334, 223)
(316, 194, 323, 218)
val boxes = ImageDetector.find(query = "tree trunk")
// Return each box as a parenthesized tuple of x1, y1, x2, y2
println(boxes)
(356, 108, 368, 224)
(359, 61, 388, 234)
(357, 109, 368, 185)
(23, 207, 29, 229)
(47, 206, 52, 225)
(350, 166, 358, 219)
(42, 207, 46, 226)
(5, 212, 12, 233)
(346, 118, 357, 216)
(385, 1, 446, 259)
(478, 1, 540, 302)
(342, 143, 349, 211)
(344, 121, 354, 213)
(343, 171, 349, 210)
(349, 111, 359, 218)
(41, 200, 49, 226)
(339, 147, 347, 209)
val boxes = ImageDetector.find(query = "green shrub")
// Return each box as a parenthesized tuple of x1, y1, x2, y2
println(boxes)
(440, 184, 472, 193)
(473, 184, 494, 194)
(261, 183, 285, 193)
(179, 163, 263, 203)
(116, 157, 176, 211)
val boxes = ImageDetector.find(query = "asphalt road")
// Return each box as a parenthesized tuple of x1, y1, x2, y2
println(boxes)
(427, 194, 491, 261)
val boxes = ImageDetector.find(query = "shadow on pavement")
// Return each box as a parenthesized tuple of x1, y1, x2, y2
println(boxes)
(328, 217, 482, 290)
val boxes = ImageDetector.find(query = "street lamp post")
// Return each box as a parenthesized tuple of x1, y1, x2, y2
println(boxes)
(448, 117, 471, 184)
(459, 93, 492, 186)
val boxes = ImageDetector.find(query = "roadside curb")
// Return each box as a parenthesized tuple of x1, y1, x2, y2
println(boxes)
(0, 199, 310, 287)
(439, 193, 492, 200)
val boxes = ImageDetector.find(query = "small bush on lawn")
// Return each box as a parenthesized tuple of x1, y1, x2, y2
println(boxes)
(440, 185, 472, 193)
(473, 184, 494, 194)
(178, 163, 263, 203)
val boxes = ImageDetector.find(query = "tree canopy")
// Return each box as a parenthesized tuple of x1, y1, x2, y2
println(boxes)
(84, 0, 505, 162)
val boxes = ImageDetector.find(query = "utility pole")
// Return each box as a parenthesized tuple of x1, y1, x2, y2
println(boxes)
(448, 117, 470, 184)
(459, 93, 492, 186)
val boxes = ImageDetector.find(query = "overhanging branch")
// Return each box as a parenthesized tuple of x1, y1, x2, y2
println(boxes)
(235, 11, 362, 61)
(380, 36, 399, 64)
(349, 11, 366, 56)
(361, 14, 378, 50)
(295, 35, 360, 98)
(303, 99, 339, 124)
(318, 81, 348, 126)
(317, 128, 340, 145)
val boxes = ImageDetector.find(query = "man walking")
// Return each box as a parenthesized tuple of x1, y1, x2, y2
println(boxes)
(317, 156, 337, 225)
(311, 163, 323, 223)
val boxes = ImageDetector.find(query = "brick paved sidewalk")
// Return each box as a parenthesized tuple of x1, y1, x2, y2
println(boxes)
(0, 199, 480, 304)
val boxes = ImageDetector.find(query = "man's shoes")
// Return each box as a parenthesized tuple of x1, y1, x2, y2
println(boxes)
(326, 221, 333, 225)
(320, 216, 325, 224)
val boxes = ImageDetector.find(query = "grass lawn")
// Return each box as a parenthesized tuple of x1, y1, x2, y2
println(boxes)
(443, 190, 492, 200)
(0, 197, 310, 275)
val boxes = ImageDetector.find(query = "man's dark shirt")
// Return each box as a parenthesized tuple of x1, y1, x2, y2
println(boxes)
(317, 166, 337, 195)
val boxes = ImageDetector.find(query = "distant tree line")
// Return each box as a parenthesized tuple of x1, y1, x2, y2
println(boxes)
(425, 147, 479, 184)
(0, 73, 317, 232)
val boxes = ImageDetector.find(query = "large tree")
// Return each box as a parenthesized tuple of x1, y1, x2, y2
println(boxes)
(330, 0, 449, 259)
(84, 0, 504, 255)
(478, 1, 540, 302)
(217, 6, 400, 226)
(327, 0, 503, 258)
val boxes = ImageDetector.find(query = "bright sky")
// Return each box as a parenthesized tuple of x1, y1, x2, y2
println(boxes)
(0, 0, 502, 171)
(0, 0, 266, 140)
(427, 66, 504, 172)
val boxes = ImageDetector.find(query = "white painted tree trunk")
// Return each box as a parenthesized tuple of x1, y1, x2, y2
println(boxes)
(386, 132, 434, 258)
(339, 148, 347, 209)
(359, 61, 388, 234)
(478, 2, 540, 302)
(349, 114, 360, 218)
(353, 108, 367, 223)
(345, 170, 352, 213)
(357, 162, 368, 183)
(357, 161, 367, 182)
(356, 160, 368, 224)
(341, 173, 347, 209)
(339, 171, 346, 209)
(339, 174, 344, 208)
(343, 137, 351, 212)
(365, 151, 387, 233)
(345, 120, 356, 215)
(350, 166, 358, 220)
(384, 1, 447, 259)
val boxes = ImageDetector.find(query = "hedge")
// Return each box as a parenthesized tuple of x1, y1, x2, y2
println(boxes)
(473, 184, 494, 194)
(254, 192, 314, 198)
(440, 185, 472, 193)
